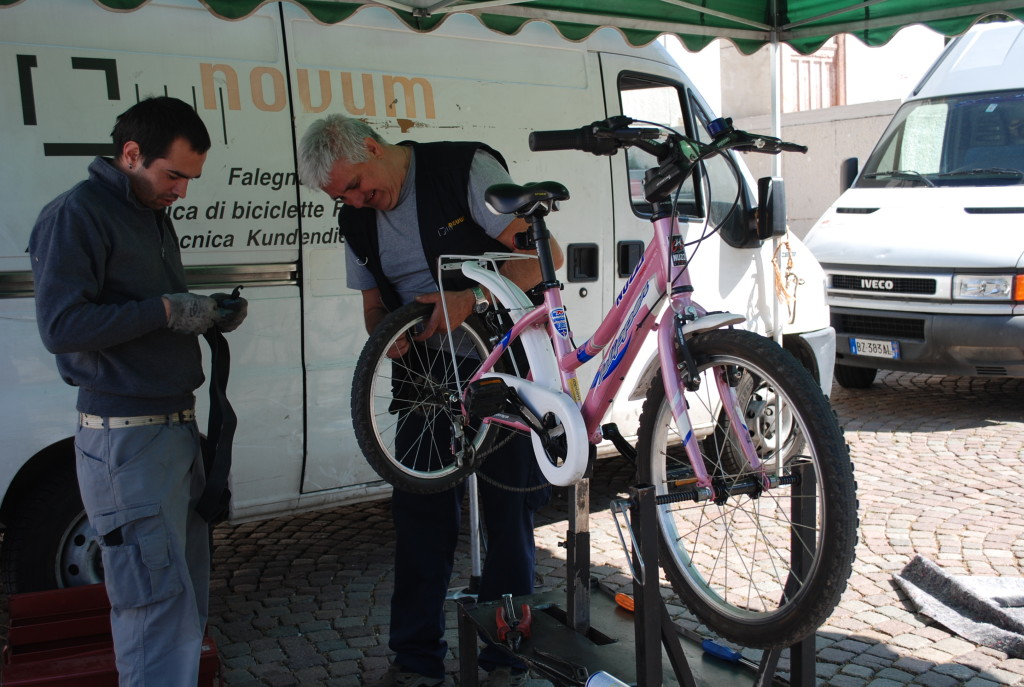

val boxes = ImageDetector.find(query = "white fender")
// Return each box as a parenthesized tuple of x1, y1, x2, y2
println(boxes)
(462, 260, 561, 392)
(461, 258, 587, 485)
(488, 373, 589, 486)
(681, 311, 745, 336)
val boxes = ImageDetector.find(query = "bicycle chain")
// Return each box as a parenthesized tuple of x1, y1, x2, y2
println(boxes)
(469, 430, 551, 493)
(458, 310, 549, 493)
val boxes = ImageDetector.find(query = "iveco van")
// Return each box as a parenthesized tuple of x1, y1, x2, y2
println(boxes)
(805, 20, 1024, 388)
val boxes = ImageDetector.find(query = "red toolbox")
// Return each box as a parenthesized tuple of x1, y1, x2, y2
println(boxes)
(2, 584, 222, 686)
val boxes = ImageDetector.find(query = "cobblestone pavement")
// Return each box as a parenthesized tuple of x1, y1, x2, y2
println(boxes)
(6, 371, 1024, 686)
(203, 371, 1024, 687)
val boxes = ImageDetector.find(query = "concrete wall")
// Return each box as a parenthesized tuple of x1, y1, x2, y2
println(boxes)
(732, 100, 900, 238)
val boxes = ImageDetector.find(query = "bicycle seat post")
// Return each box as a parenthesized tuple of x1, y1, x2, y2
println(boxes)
(523, 214, 560, 289)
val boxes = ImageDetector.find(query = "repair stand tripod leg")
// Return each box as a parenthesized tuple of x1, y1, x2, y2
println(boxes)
(632, 484, 698, 687)
(785, 460, 817, 687)
(567, 478, 591, 634)
(631, 480, 820, 687)
(753, 459, 818, 687)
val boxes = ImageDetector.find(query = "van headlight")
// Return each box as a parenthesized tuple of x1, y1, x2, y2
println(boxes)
(952, 274, 1018, 301)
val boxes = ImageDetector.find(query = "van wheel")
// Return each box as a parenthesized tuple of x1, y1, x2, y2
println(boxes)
(0, 465, 102, 593)
(834, 363, 877, 389)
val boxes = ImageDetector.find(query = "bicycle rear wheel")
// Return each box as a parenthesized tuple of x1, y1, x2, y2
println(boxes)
(636, 328, 858, 649)
(351, 302, 507, 494)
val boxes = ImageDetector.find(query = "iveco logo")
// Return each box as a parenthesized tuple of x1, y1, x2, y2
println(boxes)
(861, 278, 895, 291)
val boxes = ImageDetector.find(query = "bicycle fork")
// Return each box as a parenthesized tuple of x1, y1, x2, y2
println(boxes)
(656, 309, 777, 501)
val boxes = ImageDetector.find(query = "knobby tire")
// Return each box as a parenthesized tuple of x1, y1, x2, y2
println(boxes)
(636, 328, 858, 649)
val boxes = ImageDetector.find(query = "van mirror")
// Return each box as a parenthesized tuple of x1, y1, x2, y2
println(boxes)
(840, 157, 859, 192)
(757, 177, 787, 240)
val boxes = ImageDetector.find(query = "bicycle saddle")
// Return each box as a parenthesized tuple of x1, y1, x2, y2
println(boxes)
(485, 181, 570, 216)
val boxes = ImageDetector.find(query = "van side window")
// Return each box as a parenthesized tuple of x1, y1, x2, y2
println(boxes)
(618, 74, 699, 218)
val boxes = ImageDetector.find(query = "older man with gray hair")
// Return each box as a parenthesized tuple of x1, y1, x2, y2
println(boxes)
(299, 115, 559, 687)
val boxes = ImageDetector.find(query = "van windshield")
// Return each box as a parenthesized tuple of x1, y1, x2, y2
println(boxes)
(857, 90, 1024, 188)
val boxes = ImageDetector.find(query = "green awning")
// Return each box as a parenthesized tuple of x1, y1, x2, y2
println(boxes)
(3, 0, 1023, 54)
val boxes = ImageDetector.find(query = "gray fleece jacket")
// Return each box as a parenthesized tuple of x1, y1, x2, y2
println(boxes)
(28, 157, 203, 416)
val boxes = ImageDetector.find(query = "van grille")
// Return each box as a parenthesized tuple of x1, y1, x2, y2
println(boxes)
(834, 314, 925, 339)
(831, 274, 936, 295)
(976, 366, 1008, 376)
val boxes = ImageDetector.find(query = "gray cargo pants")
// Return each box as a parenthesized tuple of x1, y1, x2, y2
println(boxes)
(75, 419, 209, 687)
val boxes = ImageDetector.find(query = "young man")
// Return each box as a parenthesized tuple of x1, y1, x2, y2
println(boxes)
(29, 96, 247, 686)
(298, 115, 560, 687)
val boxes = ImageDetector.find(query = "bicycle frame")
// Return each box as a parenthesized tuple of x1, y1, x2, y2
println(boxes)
(452, 207, 767, 491)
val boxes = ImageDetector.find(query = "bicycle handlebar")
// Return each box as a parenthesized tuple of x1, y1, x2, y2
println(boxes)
(529, 116, 806, 160)
(529, 116, 805, 205)
(528, 127, 617, 155)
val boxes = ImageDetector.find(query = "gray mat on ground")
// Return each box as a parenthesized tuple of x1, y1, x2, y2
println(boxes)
(894, 554, 1024, 657)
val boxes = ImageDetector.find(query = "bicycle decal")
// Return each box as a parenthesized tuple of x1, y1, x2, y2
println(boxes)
(593, 281, 650, 388)
(550, 307, 569, 338)
(567, 377, 581, 404)
(670, 234, 687, 266)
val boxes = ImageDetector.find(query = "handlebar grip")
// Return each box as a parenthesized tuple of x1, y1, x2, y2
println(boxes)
(780, 142, 808, 154)
(529, 128, 590, 152)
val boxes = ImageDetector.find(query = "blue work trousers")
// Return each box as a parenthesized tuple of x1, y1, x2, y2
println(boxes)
(389, 422, 549, 679)
(75, 419, 209, 687)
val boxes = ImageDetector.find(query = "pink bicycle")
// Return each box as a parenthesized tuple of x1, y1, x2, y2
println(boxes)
(351, 117, 858, 649)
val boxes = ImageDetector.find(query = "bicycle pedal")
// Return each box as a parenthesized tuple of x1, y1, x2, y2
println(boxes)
(465, 377, 510, 419)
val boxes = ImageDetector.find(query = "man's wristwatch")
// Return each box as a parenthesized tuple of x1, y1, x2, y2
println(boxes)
(471, 286, 489, 314)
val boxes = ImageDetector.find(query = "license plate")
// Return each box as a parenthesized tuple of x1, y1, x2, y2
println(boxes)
(849, 337, 901, 359)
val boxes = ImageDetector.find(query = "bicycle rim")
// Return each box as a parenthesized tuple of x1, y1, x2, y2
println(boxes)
(355, 303, 497, 491)
(638, 329, 857, 648)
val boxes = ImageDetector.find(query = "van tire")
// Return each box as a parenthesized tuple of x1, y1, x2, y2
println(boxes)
(0, 464, 102, 593)
(835, 363, 877, 389)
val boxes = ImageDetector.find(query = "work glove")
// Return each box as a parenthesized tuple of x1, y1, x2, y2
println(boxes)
(164, 292, 219, 335)
(211, 291, 248, 332)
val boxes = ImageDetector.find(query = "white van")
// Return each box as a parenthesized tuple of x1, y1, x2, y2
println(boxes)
(805, 20, 1024, 388)
(0, 0, 833, 591)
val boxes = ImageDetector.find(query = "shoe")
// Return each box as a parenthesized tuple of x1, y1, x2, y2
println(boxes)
(368, 664, 446, 687)
(482, 667, 554, 687)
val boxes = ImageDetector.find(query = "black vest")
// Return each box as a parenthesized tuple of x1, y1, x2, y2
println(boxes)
(340, 141, 509, 311)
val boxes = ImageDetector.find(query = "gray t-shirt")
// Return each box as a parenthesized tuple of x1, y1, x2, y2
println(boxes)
(345, 148, 515, 304)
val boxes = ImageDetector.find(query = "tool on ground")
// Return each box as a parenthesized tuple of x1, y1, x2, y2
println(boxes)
(530, 647, 589, 686)
(592, 578, 759, 669)
(496, 593, 532, 650)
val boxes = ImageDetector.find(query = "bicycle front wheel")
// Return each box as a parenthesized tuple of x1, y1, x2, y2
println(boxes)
(636, 328, 858, 649)
(351, 302, 505, 494)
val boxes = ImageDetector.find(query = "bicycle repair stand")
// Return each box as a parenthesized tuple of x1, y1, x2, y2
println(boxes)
(456, 479, 818, 686)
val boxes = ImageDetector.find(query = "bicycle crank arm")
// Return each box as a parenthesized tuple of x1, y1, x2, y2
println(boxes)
(485, 373, 589, 487)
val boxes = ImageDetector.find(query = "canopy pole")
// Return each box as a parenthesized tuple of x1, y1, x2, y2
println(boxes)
(770, 34, 783, 345)
(769, 38, 782, 177)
